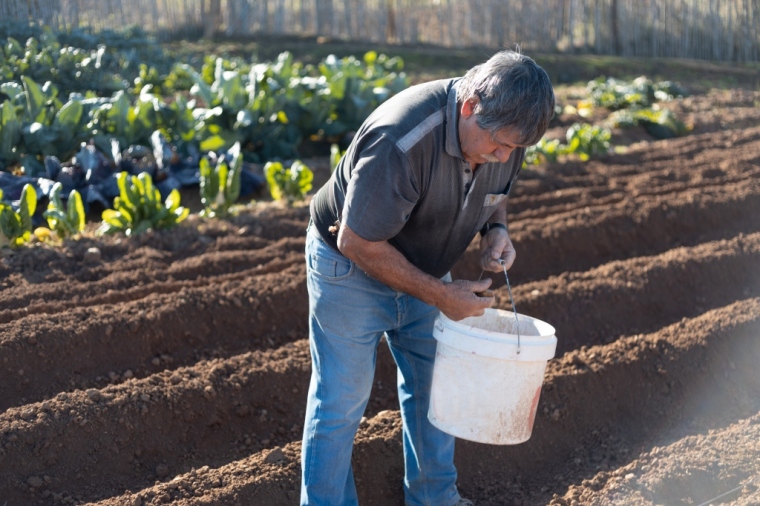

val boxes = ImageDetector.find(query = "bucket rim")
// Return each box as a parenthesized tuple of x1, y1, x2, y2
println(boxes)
(437, 308, 556, 344)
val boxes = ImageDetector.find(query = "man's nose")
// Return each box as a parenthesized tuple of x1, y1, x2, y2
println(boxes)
(495, 147, 513, 163)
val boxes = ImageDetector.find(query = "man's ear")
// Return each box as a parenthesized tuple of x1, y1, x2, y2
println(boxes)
(460, 97, 479, 118)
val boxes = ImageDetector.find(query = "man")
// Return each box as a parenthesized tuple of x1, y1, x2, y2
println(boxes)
(302, 50, 555, 506)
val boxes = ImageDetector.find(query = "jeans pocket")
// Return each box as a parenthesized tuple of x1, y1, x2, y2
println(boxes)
(307, 239, 354, 281)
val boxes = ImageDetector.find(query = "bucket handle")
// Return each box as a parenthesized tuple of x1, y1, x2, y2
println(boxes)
(498, 259, 522, 355)
(478, 261, 522, 354)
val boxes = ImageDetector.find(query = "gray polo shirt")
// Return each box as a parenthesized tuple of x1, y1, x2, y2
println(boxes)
(310, 78, 524, 279)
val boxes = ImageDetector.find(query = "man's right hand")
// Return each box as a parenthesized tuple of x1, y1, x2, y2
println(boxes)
(437, 278, 495, 321)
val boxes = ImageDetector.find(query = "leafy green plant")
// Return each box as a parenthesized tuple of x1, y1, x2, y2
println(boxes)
(524, 123, 610, 166)
(607, 107, 689, 139)
(587, 76, 688, 111)
(264, 160, 313, 204)
(524, 138, 562, 165)
(564, 123, 611, 160)
(0, 184, 36, 247)
(97, 172, 189, 236)
(43, 182, 85, 239)
(199, 142, 243, 218)
(1, 45, 411, 173)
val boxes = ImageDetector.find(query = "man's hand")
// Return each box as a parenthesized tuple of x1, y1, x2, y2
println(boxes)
(479, 227, 516, 272)
(437, 278, 495, 321)
(338, 224, 495, 321)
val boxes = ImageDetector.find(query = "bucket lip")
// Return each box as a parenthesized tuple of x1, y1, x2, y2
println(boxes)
(437, 308, 556, 345)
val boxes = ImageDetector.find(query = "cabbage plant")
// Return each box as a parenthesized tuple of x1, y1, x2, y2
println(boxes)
(97, 171, 188, 236)
(43, 182, 85, 239)
(200, 142, 243, 218)
(264, 160, 313, 204)
(0, 184, 36, 248)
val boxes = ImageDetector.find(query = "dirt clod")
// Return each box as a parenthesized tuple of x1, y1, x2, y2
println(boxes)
(84, 247, 102, 264)
(156, 464, 170, 478)
(265, 447, 285, 464)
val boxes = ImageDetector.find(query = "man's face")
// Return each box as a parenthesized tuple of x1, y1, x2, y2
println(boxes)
(458, 98, 526, 166)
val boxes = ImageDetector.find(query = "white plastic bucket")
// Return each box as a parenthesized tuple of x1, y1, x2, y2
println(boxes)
(428, 308, 557, 445)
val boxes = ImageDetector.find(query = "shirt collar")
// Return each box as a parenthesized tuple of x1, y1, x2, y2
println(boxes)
(445, 79, 465, 161)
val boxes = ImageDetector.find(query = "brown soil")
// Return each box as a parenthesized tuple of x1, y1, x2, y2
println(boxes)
(1, 89, 759, 506)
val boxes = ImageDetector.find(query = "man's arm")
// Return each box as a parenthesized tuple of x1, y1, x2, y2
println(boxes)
(337, 224, 494, 321)
(480, 196, 517, 272)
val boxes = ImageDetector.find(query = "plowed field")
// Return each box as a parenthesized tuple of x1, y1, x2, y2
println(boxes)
(1, 90, 759, 506)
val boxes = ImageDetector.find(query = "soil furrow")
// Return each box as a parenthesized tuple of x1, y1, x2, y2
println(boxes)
(0, 251, 303, 325)
(507, 232, 760, 354)
(12, 220, 754, 501)
(0, 343, 313, 504)
(90, 410, 405, 506)
(3, 227, 757, 414)
(511, 166, 759, 222)
(0, 264, 308, 411)
(549, 412, 760, 506)
(87, 298, 760, 506)
(0, 339, 401, 504)
(510, 150, 760, 221)
(454, 298, 760, 506)
(509, 126, 760, 202)
(0, 237, 303, 318)
(454, 178, 760, 284)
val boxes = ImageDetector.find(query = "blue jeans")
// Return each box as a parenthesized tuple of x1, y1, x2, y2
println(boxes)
(301, 226, 461, 506)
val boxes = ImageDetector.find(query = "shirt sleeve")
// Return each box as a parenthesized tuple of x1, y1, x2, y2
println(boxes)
(342, 133, 420, 242)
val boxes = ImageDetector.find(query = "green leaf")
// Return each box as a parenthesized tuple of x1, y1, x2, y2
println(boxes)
(293, 160, 314, 196)
(5, 38, 23, 57)
(22, 122, 59, 158)
(54, 99, 84, 131)
(215, 69, 247, 111)
(216, 162, 229, 208)
(179, 63, 215, 107)
(165, 189, 181, 213)
(199, 157, 217, 206)
(67, 189, 85, 233)
(116, 172, 132, 204)
(200, 135, 227, 152)
(43, 208, 67, 235)
(363, 51, 378, 66)
(175, 207, 190, 223)
(0, 82, 23, 101)
(22, 76, 47, 123)
(0, 101, 22, 158)
(19, 184, 37, 232)
(264, 161, 284, 201)
(128, 219, 153, 236)
(48, 182, 64, 210)
(102, 209, 127, 228)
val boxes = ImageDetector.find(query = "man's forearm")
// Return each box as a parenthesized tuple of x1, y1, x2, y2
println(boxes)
(337, 225, 446, 307)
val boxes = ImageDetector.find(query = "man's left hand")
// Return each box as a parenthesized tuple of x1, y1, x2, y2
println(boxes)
(479, 227, 516, 272)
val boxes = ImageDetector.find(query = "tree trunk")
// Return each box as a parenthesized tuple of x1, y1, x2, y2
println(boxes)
(300, 0, 310, 33)
(568, 0, 575, 51)
(203, 0, 221, 38)
(316, 0, 333, 37)
(343, 0, 353, 39)
(611, 0, 621, 54)
(355, 0, 365, 42)
(386, 0, 396, 43)
(274, 0, 285, 34)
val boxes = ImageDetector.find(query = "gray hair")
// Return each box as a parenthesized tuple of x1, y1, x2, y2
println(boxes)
(458, 50, 555, 146)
